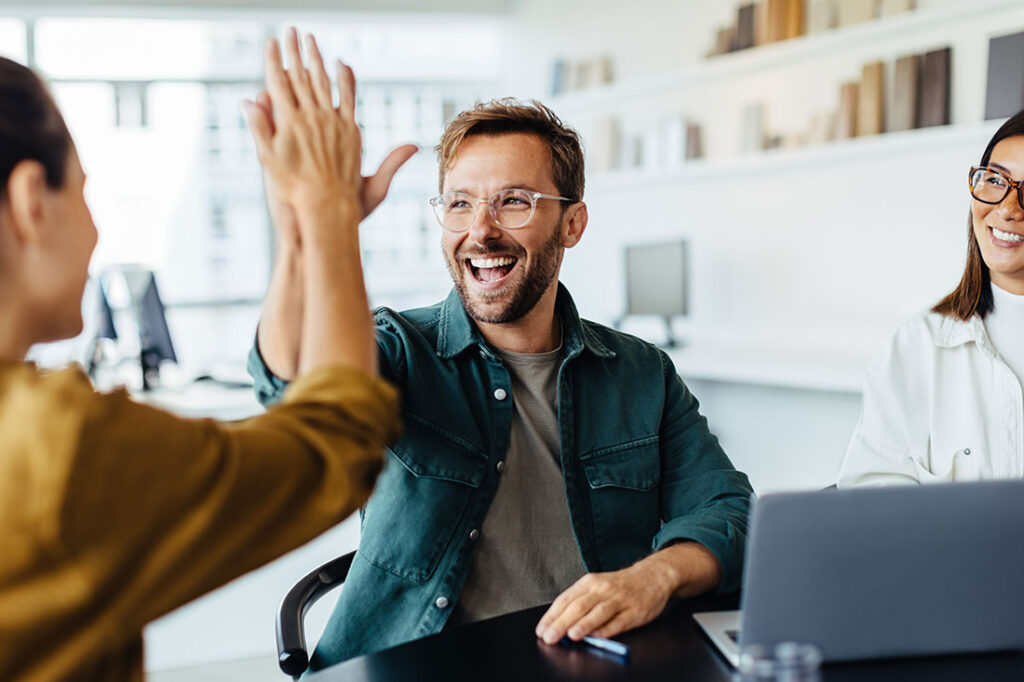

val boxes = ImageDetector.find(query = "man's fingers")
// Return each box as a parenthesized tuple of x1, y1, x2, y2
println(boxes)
(263, 38, 296, 114)
(283, 27, 316, 109)
(241, 99, 272, 161)
(565, 600, 618, 641)
(536, 582, 580, 634)
(363, 144, 419, 213)
(336, 59, 356, 117)
(539, 593, 599, 644)
(591, 611, 635, 640)
(304, 33, 334, 108)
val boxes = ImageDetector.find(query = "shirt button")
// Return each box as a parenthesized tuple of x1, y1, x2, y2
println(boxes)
(963, 448, 972, 456)
(493, 388, 508, 401)
(469, 529, 480, 541)
(435, 596, 450, 609)
(496, 460, 505, 473)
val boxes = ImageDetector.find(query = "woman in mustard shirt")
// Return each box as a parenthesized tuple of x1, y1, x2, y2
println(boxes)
(0, 30, 411, 680)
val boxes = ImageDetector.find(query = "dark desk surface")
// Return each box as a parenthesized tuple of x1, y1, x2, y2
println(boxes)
(306, 593, 1024, 682)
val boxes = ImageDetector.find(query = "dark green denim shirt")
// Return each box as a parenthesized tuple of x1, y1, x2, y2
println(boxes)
(248, 284, 753, 670)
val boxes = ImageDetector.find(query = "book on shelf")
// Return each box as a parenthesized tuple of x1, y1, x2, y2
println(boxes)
(685, 123, 703, 160)
(838, 0, 877, 27)
(834, 81, 859, 139)
(783, 0, 804, 40)
(656, 116, 685, 169)
(857, 61, 885, 137)
(766, 0, 784, 43)
(807, 111, 836, 145)
(754, 1, 769, 46)
(714, 25, 737, 56)
(882, 0, 915, 15)
(985, 31, 1024, 121)
(574, 61, 596, 89)
(891, 54, 920, 132)
(550, 58, 569, 96)
(917, 47, 951, 128)
(808, 0, 836, 34)
(741, 103, 766, 153)
(736, 3, 756, 51)
(590, 117, 622, 172)
(629, 135, 645, 169)
(596, 56, 614, 85)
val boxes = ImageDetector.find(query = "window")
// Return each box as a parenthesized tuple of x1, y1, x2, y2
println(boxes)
(0, 19, 26, 62)
(26, 15, 502, 372)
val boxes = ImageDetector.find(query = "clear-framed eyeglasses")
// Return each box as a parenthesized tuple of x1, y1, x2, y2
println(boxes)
(969, 165, 1024, 211)
(429, 188, 575, 232)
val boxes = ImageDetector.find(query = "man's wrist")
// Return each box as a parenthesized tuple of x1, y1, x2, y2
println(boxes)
(640, 545, 690, 596)
(643, 542, 721, 598)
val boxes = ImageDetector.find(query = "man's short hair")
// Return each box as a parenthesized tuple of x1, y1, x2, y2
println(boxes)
(436, 98, 585, 203)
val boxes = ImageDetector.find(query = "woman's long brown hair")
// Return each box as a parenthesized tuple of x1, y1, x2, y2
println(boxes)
(934, 110, 1024, 320)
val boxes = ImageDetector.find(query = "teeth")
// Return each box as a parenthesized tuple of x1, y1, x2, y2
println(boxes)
(992, 227, 1024, 243)
(469, 257, 516, 268)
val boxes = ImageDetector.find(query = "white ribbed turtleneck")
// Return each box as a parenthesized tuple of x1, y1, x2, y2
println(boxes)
(985, 282, 1024, 389)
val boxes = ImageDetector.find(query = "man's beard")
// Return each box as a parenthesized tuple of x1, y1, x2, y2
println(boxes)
(444, 227, 562, 324)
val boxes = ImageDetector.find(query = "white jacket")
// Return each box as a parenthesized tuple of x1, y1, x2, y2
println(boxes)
(838, 311, 1024, 486)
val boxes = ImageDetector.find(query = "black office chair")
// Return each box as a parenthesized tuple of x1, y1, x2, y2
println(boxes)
(276, 550, 355, 679)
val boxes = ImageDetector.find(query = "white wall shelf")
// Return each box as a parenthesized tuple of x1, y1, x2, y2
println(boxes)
(587, 119, 1003, 190)
(550, 0, 1021, 114)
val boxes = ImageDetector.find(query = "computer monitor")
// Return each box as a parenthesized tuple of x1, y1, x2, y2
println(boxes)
(85, 277, 118, 378)
(120, 269, 177, 390)
(623, 240, 688, 347)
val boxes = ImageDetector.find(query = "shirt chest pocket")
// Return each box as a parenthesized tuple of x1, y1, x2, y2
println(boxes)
(358, 415, 487, 583)
(579, 436, 662, 566)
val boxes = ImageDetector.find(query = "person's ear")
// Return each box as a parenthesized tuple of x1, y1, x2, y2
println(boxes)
(560, 201, 587, 248)
(4, 160, 50, 246)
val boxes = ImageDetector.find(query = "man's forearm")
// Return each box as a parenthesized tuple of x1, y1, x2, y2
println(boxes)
(258, 242, 305, 381)
(639, 541, 722, 599)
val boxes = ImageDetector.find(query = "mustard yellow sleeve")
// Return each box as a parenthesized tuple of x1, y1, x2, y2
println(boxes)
(61, 364, 399, 634)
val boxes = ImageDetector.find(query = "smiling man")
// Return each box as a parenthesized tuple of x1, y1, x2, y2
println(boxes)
(249, 98, 753, 671)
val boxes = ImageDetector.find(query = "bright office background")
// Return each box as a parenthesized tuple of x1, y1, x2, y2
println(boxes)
(2, 0, 1023, 678)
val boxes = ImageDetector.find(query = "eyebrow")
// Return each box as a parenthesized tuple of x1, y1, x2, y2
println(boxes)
(989, 163, 1019, 177)
(445, 184, 544, 195)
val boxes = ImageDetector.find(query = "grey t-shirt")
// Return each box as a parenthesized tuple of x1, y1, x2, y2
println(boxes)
(448, 344, 587, 626)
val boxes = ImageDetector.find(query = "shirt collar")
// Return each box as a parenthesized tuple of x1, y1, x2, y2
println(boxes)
(435, 283, 616, 361)
(935, 313, 997, 357)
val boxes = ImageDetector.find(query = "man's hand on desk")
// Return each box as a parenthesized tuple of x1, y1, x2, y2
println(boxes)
(534, 542, 721, 645)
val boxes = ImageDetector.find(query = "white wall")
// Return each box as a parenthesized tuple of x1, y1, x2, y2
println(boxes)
(500, 0, 1024, 492)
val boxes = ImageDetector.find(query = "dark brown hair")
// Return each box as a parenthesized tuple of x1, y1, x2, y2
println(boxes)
(0, 57, 71, 198)
(436, 98, 584, 203)
(933, 110, 1024, 320)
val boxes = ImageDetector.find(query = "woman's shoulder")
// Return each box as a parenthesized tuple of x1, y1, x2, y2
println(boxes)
(0, 363, 101, 535)
(0, 362, 96, 411)
(886, 309, 981, 352)
(866, 309, 982, 383)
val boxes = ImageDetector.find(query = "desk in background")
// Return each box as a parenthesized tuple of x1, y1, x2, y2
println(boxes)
(308, 594, 1024, 682)
(133, 379, 264, 421)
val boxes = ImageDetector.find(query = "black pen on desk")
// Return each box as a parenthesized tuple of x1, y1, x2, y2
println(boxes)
(559, 635, 631, 659)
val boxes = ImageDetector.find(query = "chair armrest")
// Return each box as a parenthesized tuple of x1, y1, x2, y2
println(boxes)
(276, 550, 356, 678)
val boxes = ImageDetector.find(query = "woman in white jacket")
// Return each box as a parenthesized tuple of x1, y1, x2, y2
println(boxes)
(839, 112, 1024, 486)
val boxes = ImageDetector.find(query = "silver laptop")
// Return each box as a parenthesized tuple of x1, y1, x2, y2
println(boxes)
(695, 481, 1024, 666)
